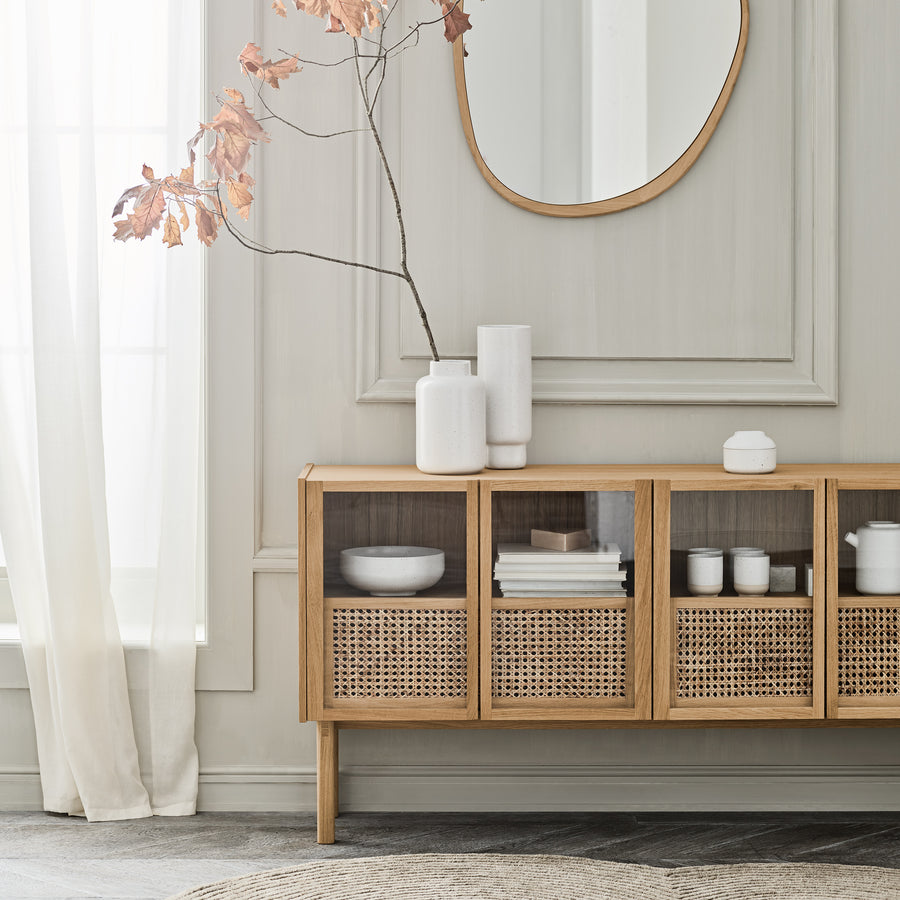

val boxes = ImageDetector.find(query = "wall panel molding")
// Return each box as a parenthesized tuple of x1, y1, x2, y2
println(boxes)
(356, 0, 838, 405)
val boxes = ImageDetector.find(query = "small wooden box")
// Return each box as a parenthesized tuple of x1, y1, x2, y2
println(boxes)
(530, 528, 592, 552)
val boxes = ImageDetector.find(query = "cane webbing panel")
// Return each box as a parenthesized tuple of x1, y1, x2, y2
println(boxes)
(675, 606, 813, 700)
(491, 607, 629, 700)
(838, 606, 900, 697)
(331, 607, 467, 699)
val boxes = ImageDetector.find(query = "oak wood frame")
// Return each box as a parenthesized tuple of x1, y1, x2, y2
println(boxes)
(826, 476, 900, 719)
(653, 474, 826, 721)
(479, 476, 652, 721)
(452, 0, 749, 217)
(305, 469, 479, 722)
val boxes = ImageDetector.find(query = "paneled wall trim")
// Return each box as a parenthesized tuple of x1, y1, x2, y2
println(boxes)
(356, 0, 838, 405)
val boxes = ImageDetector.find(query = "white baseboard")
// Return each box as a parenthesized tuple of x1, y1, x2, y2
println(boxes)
(6, 765, 900, 814)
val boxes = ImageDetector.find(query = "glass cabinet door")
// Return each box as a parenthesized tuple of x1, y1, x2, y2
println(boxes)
(828, 478, 900, 719)
(305, 473, 478, 721)
(480, 473, 652, 721)
(654, 474, 825, 720)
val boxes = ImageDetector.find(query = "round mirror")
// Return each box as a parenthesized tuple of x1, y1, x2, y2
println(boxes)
(454, 0, 749, 216)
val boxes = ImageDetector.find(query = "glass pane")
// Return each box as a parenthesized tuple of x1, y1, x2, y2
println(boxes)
(670, 489, 814, 597)
(323, 492, 468, 598)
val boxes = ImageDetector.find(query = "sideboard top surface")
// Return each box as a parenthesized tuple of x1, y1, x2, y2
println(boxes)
(302, 463, 900, 488)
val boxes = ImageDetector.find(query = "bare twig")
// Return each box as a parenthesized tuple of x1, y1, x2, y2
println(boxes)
(352, 38, 440, 361)
(246, 73, 365, 139)
(215, 186, 409, 280)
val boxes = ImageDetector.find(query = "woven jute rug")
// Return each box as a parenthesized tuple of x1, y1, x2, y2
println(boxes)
(168, 853, 900, 899)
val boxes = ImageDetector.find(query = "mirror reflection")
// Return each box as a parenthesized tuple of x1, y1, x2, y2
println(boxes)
(458, 0, 746, 213)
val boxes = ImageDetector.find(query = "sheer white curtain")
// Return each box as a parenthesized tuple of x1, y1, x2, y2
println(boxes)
(0, 0, 204, 819)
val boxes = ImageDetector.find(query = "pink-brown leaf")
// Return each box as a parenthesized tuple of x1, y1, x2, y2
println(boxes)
(439, 2, 471, 43)
(162, 213, 183, 247)
(195, 200, 219, 247)
(294, 0, 330, 18)
(112, 218, 134, 241)
(238, 42, 300, 89)
(209, 90, 269, 145)
(112, 184, 143, 218)
(130, 183, 166, 239)
(326, 12, 345, 32)
(186, 126, 206, 166)
(272, 0, 288, 16)
(226, 176, 254, 220)
(142, 163, 155, 181)
(328, 0, 368, 36)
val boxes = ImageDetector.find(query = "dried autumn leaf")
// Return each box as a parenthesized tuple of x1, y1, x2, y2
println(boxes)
(162, 213, 183, 247)
(272, 0, 288, 16)
(130, 183, 167, 239)
(329, 0, 369, 36)
(226, 176, 254, 220)
(142, 163, 155, 181)
(326, 12, 344, 32)
(294, 0, 330, 18)
(439, 2, 471, 42)
(208, 89, 269, 146)
(187, 126, 206, 166)
(195, 200, 219, 247)
(112, 184, 143, 218)
(112, 218, 134, 241)
(206, 125, 253, 179)
(177, 199, 190, 232)
(238, 42, 300, 89)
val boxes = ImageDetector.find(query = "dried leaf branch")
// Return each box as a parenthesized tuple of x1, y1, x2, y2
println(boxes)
(112, 0, 472, 362)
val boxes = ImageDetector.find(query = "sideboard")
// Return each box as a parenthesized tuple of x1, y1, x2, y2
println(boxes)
(298, 464, 900, 842)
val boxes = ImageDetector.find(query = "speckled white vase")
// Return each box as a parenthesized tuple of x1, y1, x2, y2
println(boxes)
(415, 360, 486, 475)
(723, 430, 776, 473)
(477, 325, 532, 469)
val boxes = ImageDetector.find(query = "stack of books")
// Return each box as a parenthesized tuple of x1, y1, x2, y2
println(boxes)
(493, 542, 626, 597)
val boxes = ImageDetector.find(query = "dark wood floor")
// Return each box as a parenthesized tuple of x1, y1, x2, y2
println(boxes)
(2, 811, 900, 899)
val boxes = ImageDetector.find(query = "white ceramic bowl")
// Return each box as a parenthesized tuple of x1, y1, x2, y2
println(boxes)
(339, 546, 445, 597)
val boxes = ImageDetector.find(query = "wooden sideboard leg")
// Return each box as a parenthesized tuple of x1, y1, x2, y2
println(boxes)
(317, 721, 338, 844)
(333, 725, 340, 819)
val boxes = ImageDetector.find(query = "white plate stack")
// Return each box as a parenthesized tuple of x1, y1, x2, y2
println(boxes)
(493, 542, 626, 597)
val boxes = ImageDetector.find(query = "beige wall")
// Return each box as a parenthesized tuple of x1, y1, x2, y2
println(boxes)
(4, 1, 900, 812)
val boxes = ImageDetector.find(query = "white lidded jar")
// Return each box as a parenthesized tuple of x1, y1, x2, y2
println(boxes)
(476, 324, 532, 469)
(415, 360, 486, 475)
(723, 430, 776, 474)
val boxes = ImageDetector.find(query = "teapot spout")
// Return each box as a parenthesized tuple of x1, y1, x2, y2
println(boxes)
(845, 531, 859, 548)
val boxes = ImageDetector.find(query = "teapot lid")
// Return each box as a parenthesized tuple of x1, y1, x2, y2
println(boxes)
(864, 520, 900, 529)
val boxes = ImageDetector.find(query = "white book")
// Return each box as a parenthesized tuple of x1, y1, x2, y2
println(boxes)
(493, 566, 626, 580)
(497, 542, 621, 563)
(500, 590, 628, 598)
(494, 563, 628, 581)
(498, 580, 626, 592)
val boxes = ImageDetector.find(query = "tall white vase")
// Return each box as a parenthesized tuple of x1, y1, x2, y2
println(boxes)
(415, 360, 486, 475)
(477, 324, 532, 469)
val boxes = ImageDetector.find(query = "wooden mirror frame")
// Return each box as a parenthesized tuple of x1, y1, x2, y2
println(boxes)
(453, 0, 750, 218)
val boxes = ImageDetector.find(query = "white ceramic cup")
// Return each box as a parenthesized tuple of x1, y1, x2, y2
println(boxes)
(727, 547, 765, 584)
(734, 552, 770, 596)
(687, 551, 724, 597)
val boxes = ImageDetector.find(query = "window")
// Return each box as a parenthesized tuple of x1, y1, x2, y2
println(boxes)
(0, 2, 206, 648)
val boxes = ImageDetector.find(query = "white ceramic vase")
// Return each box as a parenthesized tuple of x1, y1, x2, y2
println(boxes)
(415, 360, 486, 475)
(476, 324, 532, 469)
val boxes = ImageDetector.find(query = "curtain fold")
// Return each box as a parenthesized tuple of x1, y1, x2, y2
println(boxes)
(0, 0, 203, 820)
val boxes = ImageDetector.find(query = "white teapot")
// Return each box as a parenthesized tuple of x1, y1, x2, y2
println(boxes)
(845, 521, 900, 595)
